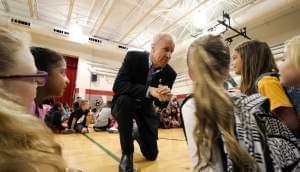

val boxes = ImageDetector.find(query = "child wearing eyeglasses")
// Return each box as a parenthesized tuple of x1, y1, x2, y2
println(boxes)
(0, 26, 48, 111)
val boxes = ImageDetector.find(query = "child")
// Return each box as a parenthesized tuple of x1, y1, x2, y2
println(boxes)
(232, 40, 300, 131)
(279, 35, 300, 87)
(67, 100, 90, 133)
(159, 108, 171, 129)
(93, 101, 112, 132)
(45, 102, 66, 133)
(31, 47, 70, 120)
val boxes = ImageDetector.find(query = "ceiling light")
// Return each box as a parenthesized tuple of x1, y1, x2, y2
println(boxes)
(128, 47, 144, 52)
(192, 11, 208, 29)
(69, 24, 88, 43)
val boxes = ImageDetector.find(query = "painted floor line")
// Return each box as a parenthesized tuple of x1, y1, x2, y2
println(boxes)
(158, 137, 185, 141)
(83, 133, 120, 162)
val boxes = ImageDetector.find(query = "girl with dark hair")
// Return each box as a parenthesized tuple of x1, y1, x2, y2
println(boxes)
(31, 47, 70, 120)
(232, 40, 300, 131)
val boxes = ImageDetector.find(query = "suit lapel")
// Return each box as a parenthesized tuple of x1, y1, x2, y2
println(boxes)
(140, 52, 150, 84)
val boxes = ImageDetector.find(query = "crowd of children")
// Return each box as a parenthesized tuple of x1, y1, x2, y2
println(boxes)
(43, 97, 119, 134)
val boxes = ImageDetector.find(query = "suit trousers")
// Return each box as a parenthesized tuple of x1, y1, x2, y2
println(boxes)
(112, 95, 159, 161)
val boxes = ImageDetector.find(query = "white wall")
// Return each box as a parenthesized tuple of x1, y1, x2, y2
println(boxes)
(76, 58, 116, 98)
(172, 80, 193, 95)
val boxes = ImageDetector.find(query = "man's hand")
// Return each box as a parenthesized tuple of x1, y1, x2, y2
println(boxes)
(158, 85, 172, 101)
(149, 87, 161, 99)
(158, 85, 171, 95)
(149, 86, 172, 102)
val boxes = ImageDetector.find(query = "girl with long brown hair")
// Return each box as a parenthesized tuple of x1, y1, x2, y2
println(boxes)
(232, 40, 300, 131)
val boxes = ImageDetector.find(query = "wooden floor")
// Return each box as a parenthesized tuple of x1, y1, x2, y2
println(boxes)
(55, 128, 192, 172)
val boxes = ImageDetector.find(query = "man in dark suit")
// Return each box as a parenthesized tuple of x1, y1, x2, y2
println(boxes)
(112, 33, 177, 172)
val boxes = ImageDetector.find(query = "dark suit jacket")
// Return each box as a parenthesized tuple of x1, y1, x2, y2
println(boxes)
(112, 51, 177, 107)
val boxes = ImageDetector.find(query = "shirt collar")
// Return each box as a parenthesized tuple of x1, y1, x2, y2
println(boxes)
(148, 54, 164, 72)
(148, 54, 152, 69)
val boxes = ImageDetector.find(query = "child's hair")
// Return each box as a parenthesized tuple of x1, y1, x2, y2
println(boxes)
(0, 26, 29, 75)
(52, 102, 63, 112)
(234, 40, 278, 95)
(63, 103, 69, 108)
(30, 47, 64, 74)
(80, 99, 89, 107)
(286, 35, 300, 72)
(0, 89, 66, 171)
(187, 34, 255, 171)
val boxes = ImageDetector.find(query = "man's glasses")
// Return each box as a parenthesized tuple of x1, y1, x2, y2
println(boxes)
(0, 71, 48, 86)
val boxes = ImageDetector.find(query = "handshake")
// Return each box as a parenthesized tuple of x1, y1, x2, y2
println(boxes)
(149, 84, 172, 102)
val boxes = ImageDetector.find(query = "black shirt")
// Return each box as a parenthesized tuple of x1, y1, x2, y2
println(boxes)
(68, 109, 89, 129)
(73, 102, 80, 111)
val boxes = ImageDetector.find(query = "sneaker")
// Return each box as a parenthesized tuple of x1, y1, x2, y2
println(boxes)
(107, 127, 118, 133)
(60, 128, 75, 134)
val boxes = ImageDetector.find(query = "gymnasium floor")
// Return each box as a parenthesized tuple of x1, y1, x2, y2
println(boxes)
(55, 128, 192, 172)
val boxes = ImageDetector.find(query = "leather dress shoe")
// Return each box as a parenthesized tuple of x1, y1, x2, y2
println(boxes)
(119, 153, 136, 172)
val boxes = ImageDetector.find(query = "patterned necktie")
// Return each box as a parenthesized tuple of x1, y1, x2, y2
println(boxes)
(147, 66, 155, 83)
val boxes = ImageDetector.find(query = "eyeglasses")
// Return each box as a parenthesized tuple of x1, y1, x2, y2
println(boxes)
(0, 71, 48, 86)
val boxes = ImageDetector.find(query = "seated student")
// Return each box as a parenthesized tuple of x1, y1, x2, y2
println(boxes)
(67, 99, 90, 133)
(45, 102, 67, 133)
(63, 103, 71, 113)
(73, 96, 81, 112)
(169, 106, 181, 128)
(181, 35, 231, 168)
(279, 35, 300, 118)
(167, 97, 181, 128)
(62, 103, 71, 119)
(279, 35, 300, 88)
(232, 40, 300, 132)
(95, 99, 103, 110)
(107, 116, 119, 133)
(159, 108, 171, 129)
(93, 101, 112, 132)
(31, 47, 70, 120)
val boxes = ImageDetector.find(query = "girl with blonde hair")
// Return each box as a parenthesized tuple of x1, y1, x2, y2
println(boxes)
(0, 26, 47, 111)
(183, 34, 256, 171)
(0, 89, 66, 172)
(279, 35, 300, 87)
